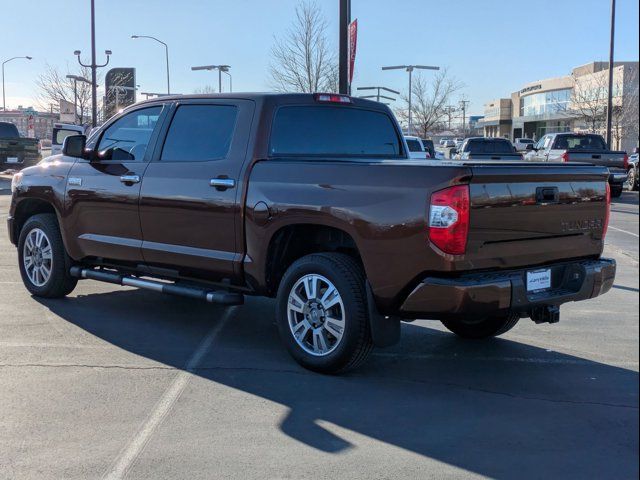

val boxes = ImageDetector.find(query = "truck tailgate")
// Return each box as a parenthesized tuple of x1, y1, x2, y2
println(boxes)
(466, 163, 609, 268)
(566, 150, 627, 169)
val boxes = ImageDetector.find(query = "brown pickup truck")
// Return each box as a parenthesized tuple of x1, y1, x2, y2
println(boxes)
(8, 93, 616, 373)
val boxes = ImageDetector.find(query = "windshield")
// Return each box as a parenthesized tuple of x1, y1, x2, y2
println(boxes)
(464, 139, 515, 154)
(406, 139, 423, 152)
(0, 122, 20, 138)
(554, 135, 607, 150)
(270, 106, 402, 157)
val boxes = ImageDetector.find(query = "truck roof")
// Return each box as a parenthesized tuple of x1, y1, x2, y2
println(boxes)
(128, 92, 387, 111)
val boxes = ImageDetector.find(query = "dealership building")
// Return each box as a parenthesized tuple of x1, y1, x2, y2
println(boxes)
(483, 61, 639, 152)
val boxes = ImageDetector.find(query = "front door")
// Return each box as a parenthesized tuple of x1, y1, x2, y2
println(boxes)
(138, 99, 254, 282)
(64, 105, 165, 264)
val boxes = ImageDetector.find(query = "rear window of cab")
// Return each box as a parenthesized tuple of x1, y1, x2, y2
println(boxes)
(269, 105, 402, 158)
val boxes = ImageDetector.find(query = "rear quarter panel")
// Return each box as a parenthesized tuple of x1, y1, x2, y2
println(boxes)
(244, 159, 472, 310)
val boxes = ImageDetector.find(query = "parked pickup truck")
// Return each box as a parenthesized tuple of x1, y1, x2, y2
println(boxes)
(0, 122, 40, 170)
(453, 137, 523, 161)
(8, 93, 616, 373)
(524, 132, 628, 197)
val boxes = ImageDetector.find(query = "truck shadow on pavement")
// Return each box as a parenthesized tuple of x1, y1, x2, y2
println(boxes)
(36, 290, 639, 480)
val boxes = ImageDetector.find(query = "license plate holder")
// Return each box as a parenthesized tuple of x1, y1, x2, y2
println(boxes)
(7, 157, 19, 163)
(527, 269, 551, 292)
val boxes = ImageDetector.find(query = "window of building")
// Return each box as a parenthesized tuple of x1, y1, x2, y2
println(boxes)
(520, 89, 571, 117)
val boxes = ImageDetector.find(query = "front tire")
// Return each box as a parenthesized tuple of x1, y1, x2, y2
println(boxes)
(441, 314, 519, 339)
(276, 253, 373, 374)
(18, 213, 77, 298)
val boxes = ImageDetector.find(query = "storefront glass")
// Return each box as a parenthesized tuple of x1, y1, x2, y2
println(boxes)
(520, 89, 572, 116)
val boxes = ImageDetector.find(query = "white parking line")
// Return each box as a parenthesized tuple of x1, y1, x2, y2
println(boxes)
(103, 307, 236, 480)
(608, 225, 639, 238)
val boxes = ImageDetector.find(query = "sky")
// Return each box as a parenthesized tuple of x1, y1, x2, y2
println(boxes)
(1, 0, 639, 116)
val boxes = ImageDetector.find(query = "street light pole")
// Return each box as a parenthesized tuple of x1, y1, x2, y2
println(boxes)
(66, 75, 91, 124)
(2, 56, 32, 111)
(131, 35, 170, 94)
(74, 0, 111, 127)
(357, 86, 400, 103)
(339, 0, 351, 94)
(191, 65, 231, 93)
(382, 64, 439, 134)
(605, 0, 616, 149)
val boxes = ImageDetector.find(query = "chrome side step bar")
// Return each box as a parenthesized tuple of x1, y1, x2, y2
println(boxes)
(70, 266, 244, 306)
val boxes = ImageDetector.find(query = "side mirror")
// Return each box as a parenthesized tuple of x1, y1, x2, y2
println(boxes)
(62, 135, 87, 158)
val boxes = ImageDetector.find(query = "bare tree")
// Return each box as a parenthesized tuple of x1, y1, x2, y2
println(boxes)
(268, 1, 337, 93)
(35, 64, 99, 124)
(395, 69, 463, 137)
(570, 72, 608, 133)
(193, 85, 217, 94)
(611, 66, 639, 150)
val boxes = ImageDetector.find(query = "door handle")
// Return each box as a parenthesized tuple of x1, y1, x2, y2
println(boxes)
(210, 177, 236, 190)
(120, 174, 140, 184)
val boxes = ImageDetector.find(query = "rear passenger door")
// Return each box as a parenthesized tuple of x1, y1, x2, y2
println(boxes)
(138, 99, 254, 282)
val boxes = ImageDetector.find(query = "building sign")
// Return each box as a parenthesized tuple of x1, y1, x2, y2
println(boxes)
(59, 99, 76, 123)
(348, 19, 357, 85)
(520, 84, 542, 96)
(104, 67, 136, 119)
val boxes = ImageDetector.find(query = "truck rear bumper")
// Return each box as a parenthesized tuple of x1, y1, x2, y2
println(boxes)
(399, 258, 616, 319)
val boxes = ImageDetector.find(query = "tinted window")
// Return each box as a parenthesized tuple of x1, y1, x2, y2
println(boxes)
(270, 106, 401, 157)
(161, 105, 238, 161)
(554, 134, 607, 150)
(464, 139, 515, 154)
(519, 138, 534, 144)
(406, 139, 423, 152)
(97, 106, 162, 161)
(53, 128, 80, 145)
(0, 122, 20, 138)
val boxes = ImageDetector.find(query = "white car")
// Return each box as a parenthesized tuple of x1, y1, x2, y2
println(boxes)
(51, 123, 87, 156)
(513, 137, 535, 151)
(404, 136, 430, 159)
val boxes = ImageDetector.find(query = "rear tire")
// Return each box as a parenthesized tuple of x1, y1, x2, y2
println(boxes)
(18, 213, 77, 298)
(441, 313, 519, 339)
(276, 253, 373, 374)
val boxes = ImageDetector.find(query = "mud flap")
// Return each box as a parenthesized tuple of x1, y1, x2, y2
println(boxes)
(366, 281, 400, 347)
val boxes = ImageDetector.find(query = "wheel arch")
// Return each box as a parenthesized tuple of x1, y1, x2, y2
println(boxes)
(263, 223, 363, 297)
(11, 198, 59, 245)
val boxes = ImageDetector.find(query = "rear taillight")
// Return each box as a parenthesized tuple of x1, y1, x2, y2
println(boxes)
(428, 185, 470, 255)
(603, 182, 611, 240)
(623, 154, 629, 169)
(314, 93, 352, 104)
(561, 152, 570, 162)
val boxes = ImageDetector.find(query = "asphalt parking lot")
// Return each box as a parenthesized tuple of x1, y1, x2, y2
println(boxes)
(0, 179, 638, 480)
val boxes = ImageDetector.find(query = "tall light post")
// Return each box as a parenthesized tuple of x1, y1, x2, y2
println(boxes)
(605, 0, 616, 148)
(131, 35, 170, 95)
(191, 65, 231, 93)
(222, 69, 232, 92)
(2, 56, 32, 111)
(74, 0, 111, 127)
(382, 65, 439, 134)
(66, 74, 91, 124)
